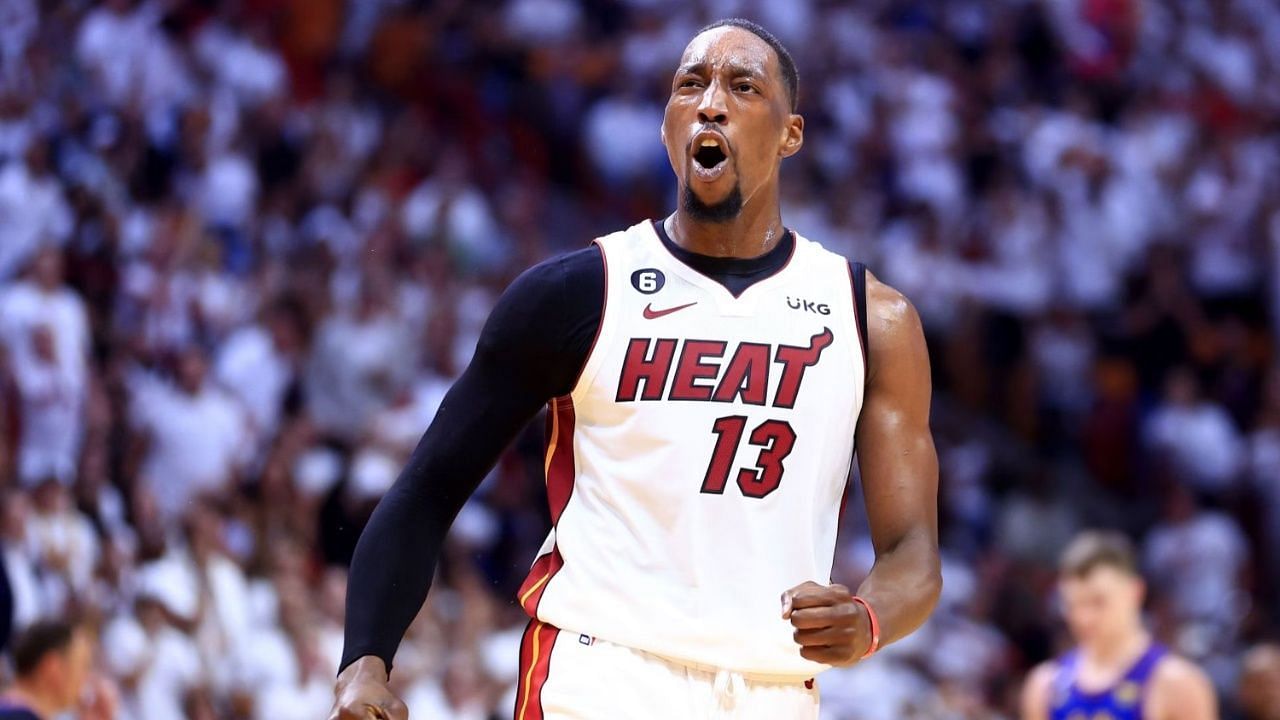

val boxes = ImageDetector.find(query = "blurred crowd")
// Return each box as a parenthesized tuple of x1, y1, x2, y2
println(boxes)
(0, 0, 1278, 718)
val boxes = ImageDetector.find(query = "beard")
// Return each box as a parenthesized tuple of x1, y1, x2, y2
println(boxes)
(683, 182, 743, 223)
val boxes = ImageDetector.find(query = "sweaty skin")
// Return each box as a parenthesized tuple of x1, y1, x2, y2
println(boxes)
(782, 272, 941, 665)
(660, 26, 803, 259)
(331, 25, 941, 720)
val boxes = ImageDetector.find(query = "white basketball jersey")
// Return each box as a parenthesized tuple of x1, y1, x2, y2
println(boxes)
(517, 220, 867, 680)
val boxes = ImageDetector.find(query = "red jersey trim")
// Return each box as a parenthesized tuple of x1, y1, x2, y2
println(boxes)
(518, 395, 576, 616)
(515, 619, 560, 720)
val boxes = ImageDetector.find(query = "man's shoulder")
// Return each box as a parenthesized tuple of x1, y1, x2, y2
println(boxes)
(1146, 652, 1216, 717)
(0, 280, 36, 310)
(860, 269, 924, 363)
(547, 244, 605, 279)
(1020, 659, 1060, 714)
(1150, 652, 1210, 689)
(509, 245, 603, 296)
(1026, 658, 1061, 686)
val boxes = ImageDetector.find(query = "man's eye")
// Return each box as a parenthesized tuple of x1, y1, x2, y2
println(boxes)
(737, 84, 756, 93)
(680, 79, 702, 88)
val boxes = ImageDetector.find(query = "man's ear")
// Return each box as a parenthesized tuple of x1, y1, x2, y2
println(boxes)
(37, 650, 66, 683)
(780, 113, 804, 159)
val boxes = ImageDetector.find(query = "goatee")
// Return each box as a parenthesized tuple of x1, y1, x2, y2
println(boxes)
(683, 183, 743, 223)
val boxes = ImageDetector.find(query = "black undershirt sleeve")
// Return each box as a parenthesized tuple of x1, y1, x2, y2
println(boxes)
(339, 246, 604, 674)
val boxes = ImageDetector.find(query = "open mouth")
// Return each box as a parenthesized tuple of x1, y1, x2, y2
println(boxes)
(694, 142, 727, 169)
(690, 133, 730, 180)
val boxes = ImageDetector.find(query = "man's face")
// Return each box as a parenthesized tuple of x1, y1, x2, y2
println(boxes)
(49, 631, 93, 709)
(177, 350, 208, 394)
(1060, 566, 1144, 647)
(661, 27, 802, 222)
(32, 248, 63, 290)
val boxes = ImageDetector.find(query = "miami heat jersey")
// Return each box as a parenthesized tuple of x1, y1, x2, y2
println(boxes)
(516, 220, 867, 680)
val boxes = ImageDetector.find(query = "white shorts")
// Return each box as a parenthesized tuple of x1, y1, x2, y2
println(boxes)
(513, 620, 821, 720)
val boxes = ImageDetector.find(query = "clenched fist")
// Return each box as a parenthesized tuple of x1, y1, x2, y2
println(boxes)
(329, 657, 408, 720)
(781, 581, 873, 667)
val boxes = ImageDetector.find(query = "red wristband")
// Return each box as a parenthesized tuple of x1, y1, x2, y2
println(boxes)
(849, 595, 880, 659)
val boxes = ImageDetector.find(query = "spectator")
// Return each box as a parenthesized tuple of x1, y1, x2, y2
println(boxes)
(102, 594, 202, 720)
(304, 278, 411, 441)
(1, 492, 40, 632)
(126, 348, 248, 524)
(1144, 365, 1244, 496)
(213, 298, 306, 452)
(74, 0, 194, 112)
(1144, 483, 1250, 633)
(0, 248, 88, 487)
(23, 480, 99, 619)
(0, 144, 72, 281)
(0, 619, 110, 720)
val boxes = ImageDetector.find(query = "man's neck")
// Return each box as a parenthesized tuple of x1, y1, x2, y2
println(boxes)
(1081, 627, 1151, 669)
(5, 681, 55, 719)
(666, 198, 785, 259)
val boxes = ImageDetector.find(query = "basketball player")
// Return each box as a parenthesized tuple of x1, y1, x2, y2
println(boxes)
(331, 18, 941, 719)
(1020, 531, 1217, 720)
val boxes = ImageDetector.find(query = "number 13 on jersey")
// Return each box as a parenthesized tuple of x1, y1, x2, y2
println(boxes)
(701, 416, 797, 499)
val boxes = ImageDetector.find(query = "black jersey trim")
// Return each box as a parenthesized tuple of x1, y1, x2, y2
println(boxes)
(650, 219, 795, 297)
(847, 260, 871, 444)
(851, 261, 869, 378)
(567, 242, 609, 393)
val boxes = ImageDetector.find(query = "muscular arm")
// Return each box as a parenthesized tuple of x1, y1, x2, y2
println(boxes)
(783, 271, 941, 663)
(1148, 657, 1218, 720)
(852, 271, 942, 644)
(338, 248, 603, 677)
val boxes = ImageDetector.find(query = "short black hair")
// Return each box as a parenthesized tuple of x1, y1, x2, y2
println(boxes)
(697, 18, 799, 111)
(11, 620, 75, 677)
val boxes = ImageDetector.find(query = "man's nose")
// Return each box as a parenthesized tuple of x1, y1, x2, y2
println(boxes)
(697, 81, 728, 124)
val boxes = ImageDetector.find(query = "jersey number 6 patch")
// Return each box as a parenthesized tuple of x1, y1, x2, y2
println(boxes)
(700, 416, 797, 499)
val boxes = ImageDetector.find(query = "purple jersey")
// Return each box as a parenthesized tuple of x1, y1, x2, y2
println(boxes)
(1050, 643, 1167, 720)
(0, 700, 40, 720)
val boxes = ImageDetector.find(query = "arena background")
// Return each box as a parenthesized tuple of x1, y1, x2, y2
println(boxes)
(0, 0, 1278, 718)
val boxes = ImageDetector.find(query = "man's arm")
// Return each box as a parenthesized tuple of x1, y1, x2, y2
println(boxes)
(331, 248, 603, 720)
(1147, 656, 1218, 720)
(784, 271, 942, 664)
(1019, 663, 1054, 720)
(846, 272, 942, 644)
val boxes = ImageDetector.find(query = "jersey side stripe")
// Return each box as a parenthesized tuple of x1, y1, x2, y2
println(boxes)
(546, 396, 576, 524)
(517, 395, 577, 615)
(515, 619, 560, 720)
(518, 547, 564, 611)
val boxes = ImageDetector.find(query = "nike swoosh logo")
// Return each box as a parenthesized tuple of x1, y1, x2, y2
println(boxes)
(643, 301, 698, 319)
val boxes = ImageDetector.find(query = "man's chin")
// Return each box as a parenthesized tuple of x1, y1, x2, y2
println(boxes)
(688, 184, 733, 205)
(683, 181, 743, 223)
